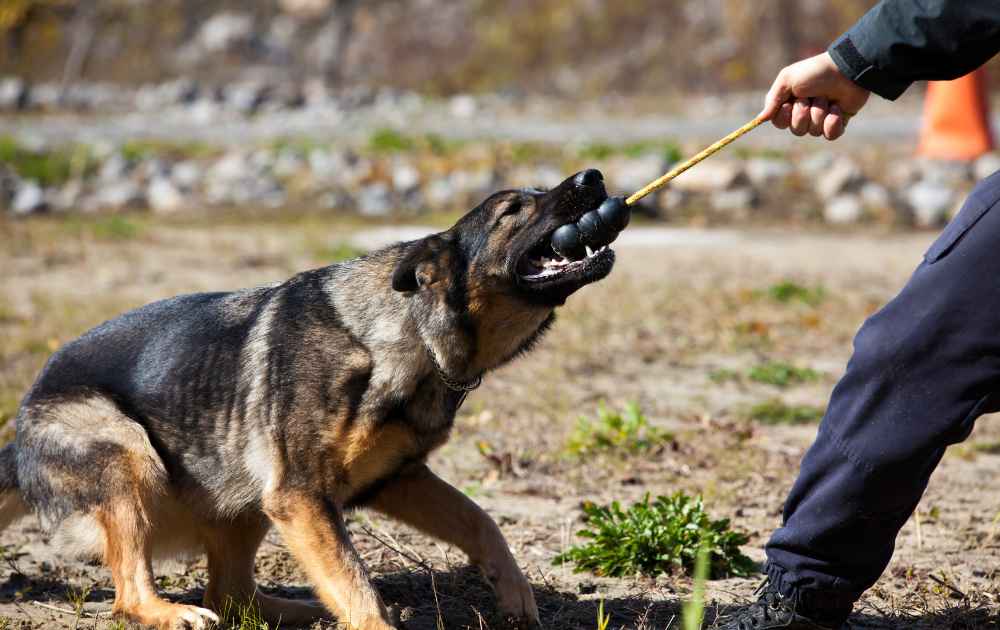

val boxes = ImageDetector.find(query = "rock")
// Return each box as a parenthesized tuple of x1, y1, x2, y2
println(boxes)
(148, 177, 185, 213)
(279, 0, 332, 17)
(391, 163, 421, 194)
(656, 188, 687, 214)
(824, 194, 865, 225)
(210, 152, 253, 183)
(603, 155, 666, 194)
(449, 95, 477, 119)
(205, 151, 284, 205)
(136, 78, 200, 110)
(224, 82, 269, 115)
(357, 183, 393, 217)
(171, 161, 202, 190)
(668, 159, 746, 193)
(188, 98, 220, 124)
(302, 78, 336, 110)
(425, 178, 455, 208)
(50, 180, 84, 212)
(799, 152, 835, 177)
(918, 159, 971, 186)
(96, 181, 146, 210)
(974, 152, 1000, 180)
(198, 12, 254, 54)
(745, 157, 792, 186)
(886, 160, 921, 188)
(99, 153, 131, 183)
(273, 151, 305, 179)
(0, 77, 28, 111)
(308, 149, 348, 185)
(11, 181, 46, 215)
(710, 187, 757, 215)
(137, 158, 170, 182)
(859, 182, 892, 210)
(26, 83, 59, 110)
(815, 158, 864, 200)
(0, 166, 18, 208)
(450, 169, 496, 197)
(906, 181, 955, 228)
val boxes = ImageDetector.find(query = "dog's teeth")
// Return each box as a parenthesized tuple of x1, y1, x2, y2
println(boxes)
(585, 246, 594, 257)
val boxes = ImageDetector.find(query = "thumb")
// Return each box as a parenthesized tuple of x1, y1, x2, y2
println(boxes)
(759, 74, 793, 121)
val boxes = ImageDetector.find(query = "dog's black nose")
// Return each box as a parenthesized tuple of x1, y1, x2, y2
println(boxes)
(574, 169, 604, 188)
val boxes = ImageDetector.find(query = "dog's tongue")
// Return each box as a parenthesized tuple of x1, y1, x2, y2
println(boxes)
(551, 196, 631, 260)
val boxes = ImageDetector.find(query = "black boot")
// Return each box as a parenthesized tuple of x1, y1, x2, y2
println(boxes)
(718, 580, 845, 630)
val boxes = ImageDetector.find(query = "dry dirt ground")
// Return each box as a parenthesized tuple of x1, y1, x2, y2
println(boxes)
(1, 214, 999, 629)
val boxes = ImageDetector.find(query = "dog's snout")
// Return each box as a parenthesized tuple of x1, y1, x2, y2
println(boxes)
(574, 169, 604, 188)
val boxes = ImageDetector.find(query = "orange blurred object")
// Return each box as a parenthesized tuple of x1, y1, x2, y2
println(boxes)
(918, 69, 994, 161)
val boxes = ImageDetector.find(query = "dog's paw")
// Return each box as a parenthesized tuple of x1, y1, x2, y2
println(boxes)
(498, 613, 542, 630)
(125, 601, 220, 630)
(494, 572, 540, 629)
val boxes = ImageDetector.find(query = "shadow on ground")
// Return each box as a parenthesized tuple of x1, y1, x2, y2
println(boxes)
(2, 566, 997, 629)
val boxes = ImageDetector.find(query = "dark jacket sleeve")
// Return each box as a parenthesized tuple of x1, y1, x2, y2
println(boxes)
(828, 0, 1000, 100)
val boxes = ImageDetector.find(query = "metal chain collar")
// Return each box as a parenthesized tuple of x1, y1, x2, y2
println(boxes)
(424, 344, 483, 393)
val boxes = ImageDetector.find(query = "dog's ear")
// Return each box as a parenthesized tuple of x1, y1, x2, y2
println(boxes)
(392, 237, 442, 292)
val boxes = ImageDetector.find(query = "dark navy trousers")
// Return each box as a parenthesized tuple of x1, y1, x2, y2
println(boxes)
(764, 170, 1000, 625)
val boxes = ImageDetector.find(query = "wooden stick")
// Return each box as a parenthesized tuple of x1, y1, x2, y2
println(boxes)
(626, 116, 767, 206)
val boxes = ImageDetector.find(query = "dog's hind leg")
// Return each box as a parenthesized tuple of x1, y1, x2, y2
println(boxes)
(263, 490, 396, 630)
(98, 488, 220, 629)
(201, 513, 328, 627)
(18, 396, 218, 629)
(366, 465, 540, 628)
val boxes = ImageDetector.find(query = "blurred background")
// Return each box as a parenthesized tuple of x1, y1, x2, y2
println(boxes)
(0, 0, 996, 226)
(4, 4, 1000, 628)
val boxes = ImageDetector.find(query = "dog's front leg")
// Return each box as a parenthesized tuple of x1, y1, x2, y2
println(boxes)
(367, 465, 540, 628)
(263, 490, 397, 630)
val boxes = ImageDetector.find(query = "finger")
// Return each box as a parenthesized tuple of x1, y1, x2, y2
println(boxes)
(824, 104, 846, 141)
(790, 98, 811, 136)
(808, 97, 829, 137)
(759, 71, 792, 120)
(773, 102, 793, 129)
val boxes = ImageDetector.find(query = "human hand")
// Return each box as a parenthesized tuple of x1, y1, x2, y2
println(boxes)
(760, 52, 871, 141)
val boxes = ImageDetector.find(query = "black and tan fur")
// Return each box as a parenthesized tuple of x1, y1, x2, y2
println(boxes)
(0, 170, 616, 629)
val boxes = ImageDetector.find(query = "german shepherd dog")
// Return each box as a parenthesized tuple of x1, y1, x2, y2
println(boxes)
(0, 169, 616, 629)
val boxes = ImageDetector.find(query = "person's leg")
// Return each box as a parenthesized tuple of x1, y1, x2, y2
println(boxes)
(763, 171, 1000, 626)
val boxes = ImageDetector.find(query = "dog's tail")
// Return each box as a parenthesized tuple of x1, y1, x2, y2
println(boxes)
(0, 443, 29, 532)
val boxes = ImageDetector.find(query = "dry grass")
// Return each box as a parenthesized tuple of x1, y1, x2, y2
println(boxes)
(1, 214, 998, 629)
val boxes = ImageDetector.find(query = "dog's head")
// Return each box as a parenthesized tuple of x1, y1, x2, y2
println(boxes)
(391, 169, 617, 376)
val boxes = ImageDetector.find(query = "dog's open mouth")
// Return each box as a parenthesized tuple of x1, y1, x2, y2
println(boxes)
(516, 232, 612, 282)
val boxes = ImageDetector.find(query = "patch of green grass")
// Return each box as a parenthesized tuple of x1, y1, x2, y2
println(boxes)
(554, 493, 755, 579)
(682, 545, 710, 630)
(65, 583, 91, 619)
(369, 128, 416, 153)
(595, 599, 610, 630)
(973, 441, 1000, 455)
(763, 280, 826, 306)
(120, 138, 218, 162)
(565, 402, 671, 457)
(709, 367, 741, 384)
(61, 215, 145, 241)
(748, 399, 824, 425)
(0, 136, 97, 186)
(221, 597, 275, 630)
(577, 140, 682, 164)
(748, 360, 820, 388)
